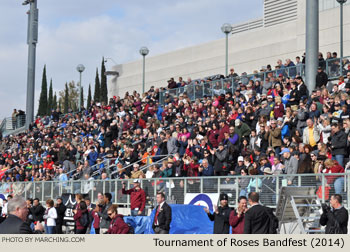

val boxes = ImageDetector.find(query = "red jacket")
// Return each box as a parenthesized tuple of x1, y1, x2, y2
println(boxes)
(229, 210, 245, 234)
(323, 163, 344, 184)
(73, 209, 88, 230)
(122, 187, 146, 212)
(92, 210, 100, 229)
(107, 214, 129, 234)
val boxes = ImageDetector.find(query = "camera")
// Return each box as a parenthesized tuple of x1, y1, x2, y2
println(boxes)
(321, 203, 331, 213)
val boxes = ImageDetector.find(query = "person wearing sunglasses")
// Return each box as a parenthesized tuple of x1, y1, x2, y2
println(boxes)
(106, 205, 130, 234)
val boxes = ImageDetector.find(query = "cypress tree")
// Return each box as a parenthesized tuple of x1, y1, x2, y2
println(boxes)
(87, 84, 92, 109)
(47, 79, 53, 114)
(53, 92, 57, 110)
(64, 83, 69, 114)
(94, 68, 100, 102)
(80, 87, 84, 110)
(37, 65, 48, 116)
(100, 57, 108, 104)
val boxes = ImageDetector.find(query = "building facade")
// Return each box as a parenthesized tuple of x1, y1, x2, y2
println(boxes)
(108, 0, 350, 97)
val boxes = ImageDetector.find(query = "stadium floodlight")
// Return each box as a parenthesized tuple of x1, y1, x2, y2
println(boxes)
(337, 0, 347, 75)
(76, 64, 85, 112)
(139, 47, 149, 94)
(24, 0, 38, 130)
(221, 23, 232, 77)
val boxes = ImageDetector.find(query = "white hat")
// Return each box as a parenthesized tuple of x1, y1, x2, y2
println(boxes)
(238, 156, 244, 162)
(133, 179, 140, 183)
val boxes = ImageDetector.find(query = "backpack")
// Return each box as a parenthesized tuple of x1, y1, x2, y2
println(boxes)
(79, 212, 90, 228)
(264, 206, 279, 234)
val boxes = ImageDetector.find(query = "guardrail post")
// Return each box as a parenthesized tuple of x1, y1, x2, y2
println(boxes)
(276, 176, 280, 204)
(200, 177, 203, 194)
(217, 178, 220, 195)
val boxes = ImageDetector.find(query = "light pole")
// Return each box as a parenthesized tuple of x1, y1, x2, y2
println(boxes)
(337, 0, 347, 75)
(76, 64, 85, 111)
(23, 0, 38, 130)
(221, 23, 232, 77)
(139, 47, 149, 94)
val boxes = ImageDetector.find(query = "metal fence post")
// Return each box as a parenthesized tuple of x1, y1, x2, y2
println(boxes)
(200, 178, 203, 194)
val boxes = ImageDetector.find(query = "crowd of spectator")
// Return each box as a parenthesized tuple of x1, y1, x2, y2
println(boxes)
(0, 51, 349, 204)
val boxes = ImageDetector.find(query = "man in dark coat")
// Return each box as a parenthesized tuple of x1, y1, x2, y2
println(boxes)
(330, 123, 347, 167)
(204, 193, 232, 234)
(0, 196, 43, 234)
(320, 194, 348, 234)
(316, 66, 328, 88)
(244, 192, 270, 234)
(29, 198, 45, 223)
(55, 197, 67, 234)
(152, 192, 172, 234)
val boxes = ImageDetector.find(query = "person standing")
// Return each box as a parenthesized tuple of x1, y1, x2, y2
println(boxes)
(73, 201, 89, 234)
(204, 193, 232, 234)
(43, 199, 57, 234)
(122, 179, 146, 216)
(244, 192, 270, 234)
(95, 193, 112, 234)
(152, 192, 172, 234)
(55, 197, 66, 234)
(0, 196, 43, 234)
(229, 196, 248, 234)
(320, 194, 348, 234)
(29, 198, 45, 225)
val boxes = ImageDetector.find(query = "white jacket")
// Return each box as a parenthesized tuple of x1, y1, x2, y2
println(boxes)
(43, 207, 57, 226)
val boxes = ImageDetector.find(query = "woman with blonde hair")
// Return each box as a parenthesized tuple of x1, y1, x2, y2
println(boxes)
(322, 159, 345, 194)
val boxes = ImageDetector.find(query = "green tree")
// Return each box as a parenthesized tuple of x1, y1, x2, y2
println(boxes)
(100, 57, 108, 104)
(47, 79, 53, 114)
(53, 92, 57, 110)
(37, 65, 48, 116)
(87, 84, 92, 109)
(80, 86, 84, 110)
(64, 83, 69, 114)
(94, 68, 100, 102)
(59, 81, 79, 113)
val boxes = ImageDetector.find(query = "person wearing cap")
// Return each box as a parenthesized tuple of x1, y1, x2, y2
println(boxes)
(259, 100, 272, 117)
(122, 179, 146, 216)
(280, 148, 298, 185)
(234, 119, 251, 143)
(233, 156, 245, 175)
(316, 66, 328, 88)
(204, 193, 232, 234)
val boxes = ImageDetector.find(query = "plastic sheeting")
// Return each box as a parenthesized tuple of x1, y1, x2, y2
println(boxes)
(144, 204, 213, 234)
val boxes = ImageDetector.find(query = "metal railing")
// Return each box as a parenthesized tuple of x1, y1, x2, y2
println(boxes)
(1, 173, 349, 211)
(159, 56, 350, 104)
(0, 115, 26, 134)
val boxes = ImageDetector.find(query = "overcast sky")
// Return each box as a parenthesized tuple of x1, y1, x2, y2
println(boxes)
(0, 0, 263, 118)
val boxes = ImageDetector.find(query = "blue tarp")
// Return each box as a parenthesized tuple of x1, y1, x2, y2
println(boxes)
(90, 205, 215, 234)
(144, 204, 213, 234)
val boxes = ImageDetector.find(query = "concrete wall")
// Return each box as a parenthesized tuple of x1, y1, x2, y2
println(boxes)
(108, 0, 350, 97)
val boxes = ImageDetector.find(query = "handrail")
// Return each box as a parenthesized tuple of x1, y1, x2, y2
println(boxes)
(159, 55, 350, 104)
(109, 154, 170, 177)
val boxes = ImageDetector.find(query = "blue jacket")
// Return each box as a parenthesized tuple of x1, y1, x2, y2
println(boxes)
(88, 151, 98, 167)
